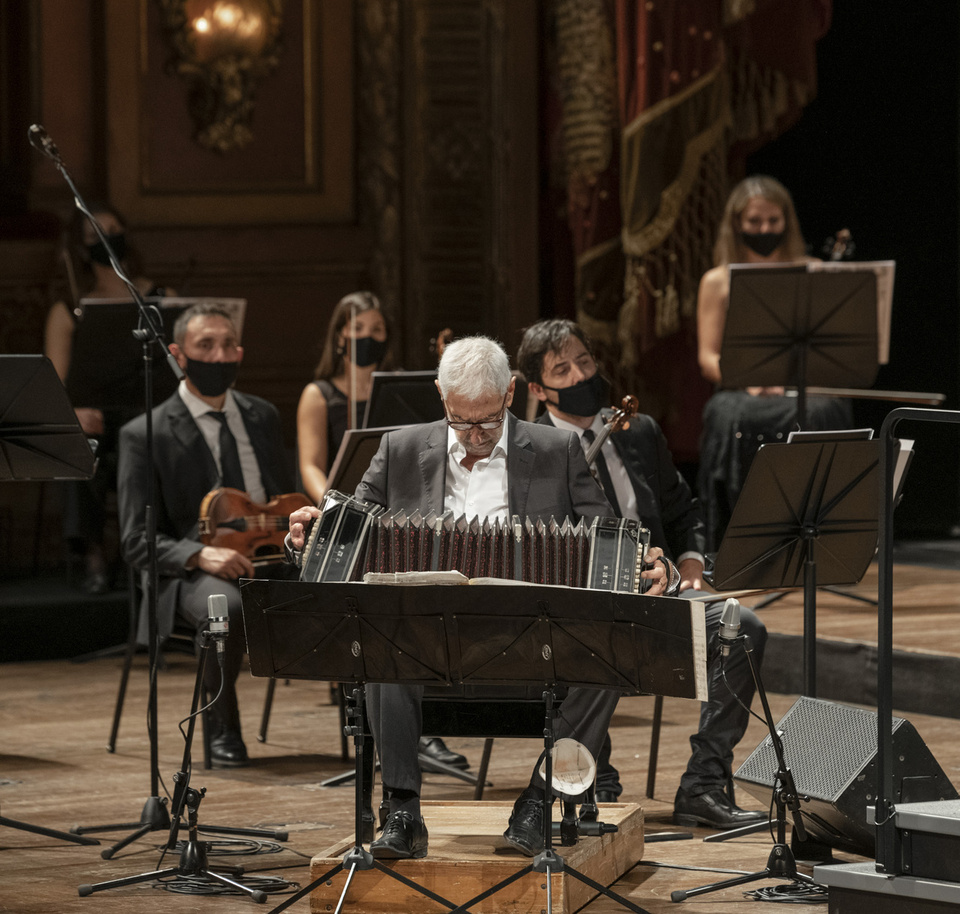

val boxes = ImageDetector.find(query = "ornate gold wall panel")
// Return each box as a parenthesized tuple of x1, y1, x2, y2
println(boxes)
(104, 0, 354, 225)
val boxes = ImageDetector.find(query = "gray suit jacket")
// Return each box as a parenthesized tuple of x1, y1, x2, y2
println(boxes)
(355, 413, 612, 522)
(118, 389, 292, 639)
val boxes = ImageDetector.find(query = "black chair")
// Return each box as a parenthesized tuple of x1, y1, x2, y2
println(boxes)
(257, 677, 350, 761)
(418, 686, 665, 801)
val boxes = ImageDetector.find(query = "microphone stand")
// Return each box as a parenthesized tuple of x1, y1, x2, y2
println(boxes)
(669, 632, 820, 902)
(29, 125, 185, 852)
(79, 630, 272, 900)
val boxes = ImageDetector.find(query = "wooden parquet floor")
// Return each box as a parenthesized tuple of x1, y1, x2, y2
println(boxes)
(1, 558, 959, 914)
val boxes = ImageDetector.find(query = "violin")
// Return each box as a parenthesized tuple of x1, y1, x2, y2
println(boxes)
(822, 227, 855, 262)
(430, 327, 454, 361)
(198, 488, 313, 567)
(584, 395, 639, 467)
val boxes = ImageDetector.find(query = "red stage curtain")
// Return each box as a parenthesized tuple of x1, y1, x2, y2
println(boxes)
(550, 0, 830, 463)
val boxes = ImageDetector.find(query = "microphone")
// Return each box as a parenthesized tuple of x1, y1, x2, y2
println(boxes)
(718, 598, 741, 658)
(207, 593, 230, 656)
(27, 124, 63, 164)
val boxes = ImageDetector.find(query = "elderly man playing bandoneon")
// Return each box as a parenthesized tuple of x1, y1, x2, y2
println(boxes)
(288, 335, 676, 859)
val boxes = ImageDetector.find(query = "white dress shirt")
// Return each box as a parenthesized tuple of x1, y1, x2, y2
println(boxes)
(443, 422, 510, 521)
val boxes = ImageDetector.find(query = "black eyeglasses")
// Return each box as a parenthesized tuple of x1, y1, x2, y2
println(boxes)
(444, 393, 508, 431)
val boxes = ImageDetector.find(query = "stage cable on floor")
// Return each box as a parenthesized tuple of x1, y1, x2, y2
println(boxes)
(153, 873, 297, 897)
(744, 880, 829, 903)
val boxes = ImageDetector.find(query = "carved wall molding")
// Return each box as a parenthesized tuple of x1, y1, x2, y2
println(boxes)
(356, 0, 402, 326)
(398, 0, 538, 365)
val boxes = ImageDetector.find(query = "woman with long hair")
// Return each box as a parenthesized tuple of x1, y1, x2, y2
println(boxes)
(696, 176, 850, 549)
(44, 203, 172, 592)
(296, 291, 391, 504)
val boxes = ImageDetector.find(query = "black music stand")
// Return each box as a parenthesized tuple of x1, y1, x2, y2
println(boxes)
(65, 299, 180, 413)
(0, 356, 99, 845)
(712, 438, 881, 698)
(66, 297, 247, 415)
(326, 426, 399, 493)
(362, 370, 445, 428)
(721, 264, 881, 427)
(240, 578, 706, 914)
(0, 355, 97, 482)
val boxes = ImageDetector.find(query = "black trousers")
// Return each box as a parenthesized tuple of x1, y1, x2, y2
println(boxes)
(367, 682, 620, 815)
(596, 594, 767, 798)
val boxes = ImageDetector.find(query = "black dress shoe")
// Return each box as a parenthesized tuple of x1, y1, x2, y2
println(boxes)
(595, 789, 620, 803)
(209, 731, 249, 768)
(673, 787, 766, 830)
(503, 788, 546, 856)
(370, 810, 428, 859)
(419, 737, 469, 769)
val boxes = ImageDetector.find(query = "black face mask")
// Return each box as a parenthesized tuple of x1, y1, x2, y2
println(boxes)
(339, 335, 388, 368)
(542, 372, 609, 417)
(185, 358, 239, 398)
(739, 230, 785, 258)
(86, 233, 127, 266)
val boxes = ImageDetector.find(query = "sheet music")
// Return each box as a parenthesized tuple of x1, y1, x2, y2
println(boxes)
(363, 570, 469, 586)
(807, 260, 895, 364)
(689, 600, 709, 701)
(894, 438, 914, 504)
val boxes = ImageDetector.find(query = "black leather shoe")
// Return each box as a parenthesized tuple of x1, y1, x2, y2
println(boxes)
(370, 810, 428, 859)
(419, 737, 469, 769)
(503, 788, 546, 856)
(209, 731, 249, 768)
(673, 787, 766, 830)
(595, 789, 619, 803)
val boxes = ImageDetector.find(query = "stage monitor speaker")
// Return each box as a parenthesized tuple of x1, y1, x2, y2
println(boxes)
(734, 696, 958, 857)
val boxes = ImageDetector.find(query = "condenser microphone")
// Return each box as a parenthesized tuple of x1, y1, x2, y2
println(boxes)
(207, 593, 230, 656)
(718, 598, 741, 658)
(27, 124, 63, 164)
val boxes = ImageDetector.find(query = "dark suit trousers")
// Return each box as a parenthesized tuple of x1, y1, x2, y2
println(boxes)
(368, 683, 620, 812)
(177, 573, 246, 734)
(679, 598, 767, 795)
(595, 596, 767, 798)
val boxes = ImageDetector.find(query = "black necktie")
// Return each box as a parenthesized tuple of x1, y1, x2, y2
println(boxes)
(210, 411, 246, 491)
(582, 429, 621, 516)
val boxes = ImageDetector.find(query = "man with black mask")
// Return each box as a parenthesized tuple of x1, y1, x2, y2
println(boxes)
(118, 302, 294, 767)
(516, 318, 768, 831)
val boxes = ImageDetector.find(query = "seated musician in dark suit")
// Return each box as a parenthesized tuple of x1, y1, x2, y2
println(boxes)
(118, 303, 294, 768)
(288, 335, 676, 860)
(517, 318, 767, 830)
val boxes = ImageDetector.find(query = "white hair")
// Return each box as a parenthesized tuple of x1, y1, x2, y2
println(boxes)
(437, 336, 512, 400)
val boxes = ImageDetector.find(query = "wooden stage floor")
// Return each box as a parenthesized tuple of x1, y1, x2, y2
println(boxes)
(1, 555, 959, 914)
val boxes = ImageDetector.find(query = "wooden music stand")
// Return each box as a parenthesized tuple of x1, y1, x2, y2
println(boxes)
(240, 578, 706, 914)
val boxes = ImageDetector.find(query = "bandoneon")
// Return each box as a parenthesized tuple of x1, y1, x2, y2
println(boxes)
(300, 489, 650, 593)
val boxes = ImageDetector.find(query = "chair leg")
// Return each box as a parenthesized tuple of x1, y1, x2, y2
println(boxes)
(107, 566, 140, 753)
(646, 694, 664, 799)
(473, 739, 495, 801)
(258, 678, 277, 743)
